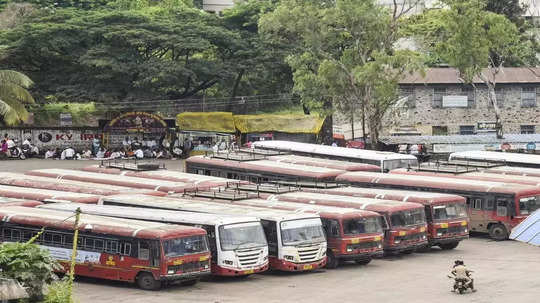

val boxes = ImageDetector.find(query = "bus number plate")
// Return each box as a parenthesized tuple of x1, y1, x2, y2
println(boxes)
(244, 269, 254, 274)
(303, 265, 313, 270)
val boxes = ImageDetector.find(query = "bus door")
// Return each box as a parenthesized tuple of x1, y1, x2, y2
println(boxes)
(493, 197, 512, 225)
(321, 219, 340, 255)
(261, 220, 278, 257)
(467, 196, 488, 233)
(138, 240, 160, 268)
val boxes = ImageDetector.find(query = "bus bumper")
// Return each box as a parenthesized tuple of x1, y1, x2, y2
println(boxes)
(337, 249, 384, 261)
(270, 257, 327, 272)
(384, 240, 428, 253)
(161, 269, 212, 281)
(430, 234, 469, 246)
(211, 263, 269, 276)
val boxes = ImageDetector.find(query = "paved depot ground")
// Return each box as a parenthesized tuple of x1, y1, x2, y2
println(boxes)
(2, 160, 540, 303)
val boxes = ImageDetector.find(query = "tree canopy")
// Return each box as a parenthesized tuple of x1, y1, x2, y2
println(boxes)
(0, 69, 35, 125)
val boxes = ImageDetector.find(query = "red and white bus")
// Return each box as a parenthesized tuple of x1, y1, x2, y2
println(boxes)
(337, 171, 540, 240)
(266, 155, 381, 172)
(40, 202, 269, 277)
(0, 184, 101, 204)
(0, 172, 165, 197)
(483, 166, 540, 178)
(185, 197, 384, 268)
(0, 206, 211, 290)
(0, 197, 42, 207)
(186, 156, 345, 184)
(252, 140, 418, 171)
(26, 169, 216, 194)
(99, 194, 328, 272)
(303, 187, 468, 250)
(261, 192, 428, 254)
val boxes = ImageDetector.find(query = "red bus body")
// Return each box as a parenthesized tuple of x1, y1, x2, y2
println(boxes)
(266, 155, 381, 172)
(0, 184, 101, 204)
(187, 197, 384, 266)
(0, 197, 43, 207)
(261, 192, 428, 253)
(81, 165, 248, 187)
(337, 171, 540, 239)
(26, 169, 217, 194)
(303, 187, 468, 249)
(185, 156, 345, 183)
(0, 206, 211, 289)
(0, 172, 166, 197)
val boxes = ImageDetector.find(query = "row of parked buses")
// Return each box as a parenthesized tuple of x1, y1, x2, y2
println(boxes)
(0, 145, 539, 290)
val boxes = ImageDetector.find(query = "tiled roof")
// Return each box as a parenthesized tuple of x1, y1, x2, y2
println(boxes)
(400, 67, 540, 84)
(380, 134, 540, 145)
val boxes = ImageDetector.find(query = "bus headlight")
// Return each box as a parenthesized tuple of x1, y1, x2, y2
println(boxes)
(377, 244, 382, 249)
(394, 240, 401, 244)
(464, 229, 468, 233)
(422, 235, 427, 240)
(263, 255, 268, 261)
(284, 255, 295, 261)
(437, 232, 443, 236)
(347, 247, 353, 252)
(168, 270, 175, 274)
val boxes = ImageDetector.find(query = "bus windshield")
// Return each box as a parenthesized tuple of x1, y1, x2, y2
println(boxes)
(390, 209, 426, 228)
(343, 217, 384, 235)
(432, 203, 468, 221)
(163, 235, 209, 258)
(219, 222, 267, 251)
(519, 196, 540, 215)
(280, 218, 325, 246)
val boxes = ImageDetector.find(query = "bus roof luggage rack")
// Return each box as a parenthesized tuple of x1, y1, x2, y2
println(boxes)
(227, 182, 299, 194)
(183, 186, 260, 200)
(268, 179, 342, 189)
(206, 150, 266, 161)
(237, 148, 288, 156)
(406, 159, 504, 174)
(100, 159, 164, 171)
(444, 159, 505, 168)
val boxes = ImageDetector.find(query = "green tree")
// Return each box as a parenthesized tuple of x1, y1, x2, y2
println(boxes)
(260, 0, 423, 147)
(0, 7, 242, 103)
(0, 70, 35, 125)
(410, 0, 536, 138)
(0, 229, 62, 301)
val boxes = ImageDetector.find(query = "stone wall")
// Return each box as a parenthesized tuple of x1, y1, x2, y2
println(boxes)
(383, 84, 540, 135)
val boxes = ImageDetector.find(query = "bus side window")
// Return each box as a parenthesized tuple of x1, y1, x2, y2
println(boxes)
(120, 242, 132, 256)
(486, 199, 495, 210)
(473, 199, 483, 210)
(106, 241, 119, 254)
(138, 241, 150, 260)
(496, 199, 508, 217)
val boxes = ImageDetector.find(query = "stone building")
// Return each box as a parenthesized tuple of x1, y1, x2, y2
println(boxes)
(386, 67, 540, 136)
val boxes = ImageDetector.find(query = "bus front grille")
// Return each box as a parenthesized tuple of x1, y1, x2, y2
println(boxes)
(297, 246, 320, 262)
(236, 248, 264, 267)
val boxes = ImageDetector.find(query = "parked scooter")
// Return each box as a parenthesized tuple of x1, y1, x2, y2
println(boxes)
(6, 139, 26, 160)
(447, 274, 475, 294)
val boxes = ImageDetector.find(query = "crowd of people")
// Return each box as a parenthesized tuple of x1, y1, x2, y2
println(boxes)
(1, 133, 195, 160)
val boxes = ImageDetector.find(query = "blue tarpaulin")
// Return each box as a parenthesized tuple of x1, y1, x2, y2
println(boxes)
(509, 209, 540, 246)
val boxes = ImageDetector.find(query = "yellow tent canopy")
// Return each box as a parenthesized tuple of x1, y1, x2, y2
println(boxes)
(234, 114, 324, 134)
(176, 112, 236, 133)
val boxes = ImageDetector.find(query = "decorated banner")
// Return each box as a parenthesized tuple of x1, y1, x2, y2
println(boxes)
(105, 112, 167, 133)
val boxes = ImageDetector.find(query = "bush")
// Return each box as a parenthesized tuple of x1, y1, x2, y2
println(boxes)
(44, 278, 76, 303)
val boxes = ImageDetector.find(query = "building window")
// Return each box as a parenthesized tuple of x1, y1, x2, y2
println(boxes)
(399, 87, 415, 108)
(432, 126, 448, 136)
(462, 86, 475, 108)
(432, 87, 445, 108)
(521, 87, 537, 107)
(490, 87, 506, 108)
(460, 125, 475, 135)
(521, 125, 535, 134)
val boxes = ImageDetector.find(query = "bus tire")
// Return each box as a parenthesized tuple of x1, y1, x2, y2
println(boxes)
(488, 224, 508, 241)
(136, 272, 161, 290)
(325, 251, 339, 269)
(355, 258, 371, 265)
(439, 242, 459, 250)
(180, 279, 199, 286)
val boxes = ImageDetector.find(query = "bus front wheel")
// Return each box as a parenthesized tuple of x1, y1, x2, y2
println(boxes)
(325, 251, 339, 269)
(137, 272, 161, 290)
(489, 224, 508, 241)
(439, 242, 459, 250)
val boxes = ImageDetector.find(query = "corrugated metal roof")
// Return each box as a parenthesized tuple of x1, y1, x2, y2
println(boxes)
(400, 67, 540, 84)
(509, 209, 540, 246)
(380, 134, 540, 145)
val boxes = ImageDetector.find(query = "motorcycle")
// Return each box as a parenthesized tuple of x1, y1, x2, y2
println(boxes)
(6, 141, 26, 160)
(447, 275, 475, 294)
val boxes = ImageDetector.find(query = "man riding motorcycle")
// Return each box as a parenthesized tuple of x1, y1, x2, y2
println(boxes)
(450, 260, 476, 292)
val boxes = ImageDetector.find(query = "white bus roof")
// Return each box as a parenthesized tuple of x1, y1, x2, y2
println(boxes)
(449, 150, 540, 165)
(267, 155, 380, 171)
(39, 203, 258, 227)
(0, 184, 98, 201)
(485, 166, 540, 176)
(101, 194, 320, 222)
(252, 140, 418, 162)
(0, 206, 201, 238)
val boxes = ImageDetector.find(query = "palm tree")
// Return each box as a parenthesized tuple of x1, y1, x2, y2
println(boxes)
(0, 69, 35, 125)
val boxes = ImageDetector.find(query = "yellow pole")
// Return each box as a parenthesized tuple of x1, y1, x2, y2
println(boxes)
(67, 208, 81, 302)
